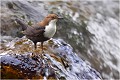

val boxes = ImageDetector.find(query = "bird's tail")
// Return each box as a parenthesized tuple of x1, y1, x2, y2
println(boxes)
(15, 19, 28, 30)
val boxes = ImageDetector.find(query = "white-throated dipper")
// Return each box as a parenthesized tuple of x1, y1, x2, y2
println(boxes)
(16, 14, 63, 52)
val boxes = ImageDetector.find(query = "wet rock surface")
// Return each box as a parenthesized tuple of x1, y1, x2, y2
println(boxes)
(0, 37, 101, 79)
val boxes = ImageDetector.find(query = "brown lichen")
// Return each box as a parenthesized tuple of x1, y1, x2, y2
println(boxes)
(1, 65, 25, 79)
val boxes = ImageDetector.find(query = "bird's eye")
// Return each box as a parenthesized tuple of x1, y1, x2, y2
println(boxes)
(52, 17, 54, 19)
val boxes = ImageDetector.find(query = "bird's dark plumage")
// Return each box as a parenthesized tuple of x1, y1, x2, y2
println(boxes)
(15, 19, 28, 30)
(16, 19, 49, 50)
(23, 25, 49, 45)
(15, 14, 61, 52)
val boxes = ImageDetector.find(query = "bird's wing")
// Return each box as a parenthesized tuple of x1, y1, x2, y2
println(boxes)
(23, 25, 45, 37)
(15, 19, 28, 30)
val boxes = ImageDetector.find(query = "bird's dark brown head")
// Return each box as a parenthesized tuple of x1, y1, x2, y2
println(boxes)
(39, 14, 62, 26)
(46, 14, 59, 20)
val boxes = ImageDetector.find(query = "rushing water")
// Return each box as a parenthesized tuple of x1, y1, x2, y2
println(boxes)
(1, 0, 120, 79)
(43, 1, 119, 79)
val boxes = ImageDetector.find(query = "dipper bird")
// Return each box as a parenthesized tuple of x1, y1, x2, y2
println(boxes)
(16, 14, 62, 52)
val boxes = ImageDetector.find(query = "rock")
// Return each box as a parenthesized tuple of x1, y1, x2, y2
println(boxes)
(0, 37, 102, 79)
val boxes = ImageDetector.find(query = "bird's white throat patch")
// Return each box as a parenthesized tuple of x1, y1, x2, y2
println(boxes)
(44, 19, 57, 38)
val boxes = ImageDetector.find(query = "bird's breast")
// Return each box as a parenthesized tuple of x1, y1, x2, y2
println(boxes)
(44, 24, 56, 38)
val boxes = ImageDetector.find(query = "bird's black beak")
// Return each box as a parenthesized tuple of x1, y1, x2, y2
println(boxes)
(58, 17, 63, 19)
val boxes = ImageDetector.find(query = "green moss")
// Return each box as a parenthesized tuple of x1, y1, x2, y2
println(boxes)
(48, 40, 54, 45)
(59, 76, 66, 80)
(28, 21, 33, 26)
(21, 15, 25, 19)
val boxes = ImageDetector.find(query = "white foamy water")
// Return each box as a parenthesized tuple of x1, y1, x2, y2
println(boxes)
(44, 0, 120, 78)
(86, 1, 120, 78)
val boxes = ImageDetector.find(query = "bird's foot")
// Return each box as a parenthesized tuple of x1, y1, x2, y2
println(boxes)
(27, 52, 37, 60)
(30, 47, 46, 59)
(41, 50, 44, 54)
(31, 53, 40, 61)
(30, 49, 43, 60)
(38, 45, 47, 50)
(29, 49, 40, 58)
(33, 49, 40, 53)
(32, 48, 44, 57)
(42, 46, 47, 50)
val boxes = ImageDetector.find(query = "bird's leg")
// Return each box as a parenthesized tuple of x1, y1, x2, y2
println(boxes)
(41, 42, 44, 53)
(33, 42, 38, 55)
(34, 42, 37, 50)
(31, 42, 37, 57)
